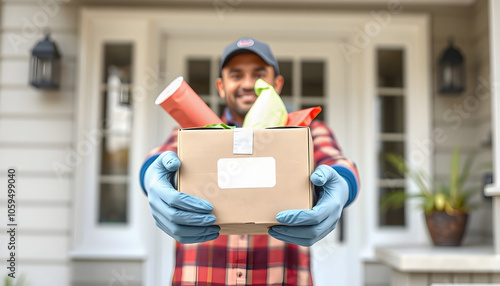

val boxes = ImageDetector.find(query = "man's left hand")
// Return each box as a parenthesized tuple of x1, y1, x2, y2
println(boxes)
(268, 165, 349, 247)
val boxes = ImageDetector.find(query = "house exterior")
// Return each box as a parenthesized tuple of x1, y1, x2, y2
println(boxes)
(0, 0, 498, 285)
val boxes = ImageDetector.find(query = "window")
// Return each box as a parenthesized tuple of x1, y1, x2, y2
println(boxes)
(73, 23, 148, 259)
(376, 49, 406, 227)
(187, 58, 227, 117)
(186, 57, 328, 122)
(280, 59, 327, 119)
(98, 44, 133, 224)
(301, 61, 324, 97)
(187, 59, 211, 95)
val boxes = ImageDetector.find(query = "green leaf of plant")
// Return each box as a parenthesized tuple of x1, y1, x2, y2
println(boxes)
(204, 123, 236, 129)
(386, 153, 432, 196)
(386, 153, 408, 175)
(460, 187, 480, 205)
(449, 147, 461, 202)
(384, 147, 479, 213)
(423, 199, 435, 212)
(458, 149, 477, 191)
(380, 190, 408, 211)
(438, 183, 450, 197)
(411, 169, 432, 196)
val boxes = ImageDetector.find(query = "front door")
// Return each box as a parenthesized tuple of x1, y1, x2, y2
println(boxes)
(154, 34, 361, 285)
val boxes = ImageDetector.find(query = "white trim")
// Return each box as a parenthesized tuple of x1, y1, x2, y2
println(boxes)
(379, 179, 406, 188)
(78, 8, 428, 40)
(79, 0, 476, 5)
(69, 248, 146, 260)
(72, 11, 155, 262)
(485, 0, 500, 197)
(487, 0, 500, 255)
(375, 245, 500, 272)
(357, 16, 431, 259)
(378, 87, 405, 96)
(379, 133, 406, 141)
(494, 197, 500, 255)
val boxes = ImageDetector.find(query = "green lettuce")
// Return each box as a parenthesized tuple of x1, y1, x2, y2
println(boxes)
(242, 79, 288, 128)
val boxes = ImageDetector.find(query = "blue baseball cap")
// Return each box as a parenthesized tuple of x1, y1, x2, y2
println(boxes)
(219, 37, 280, 77)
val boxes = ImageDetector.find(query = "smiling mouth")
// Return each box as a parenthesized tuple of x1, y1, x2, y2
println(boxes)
(237, 94, 257, 103)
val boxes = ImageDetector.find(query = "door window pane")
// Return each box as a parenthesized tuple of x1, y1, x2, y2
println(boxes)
(301, 61, 324, 96)
(101, 136, 130, 175)
(99, 182, 128, 223)
(377, 50, 403, 87)
(98, 43, 133, 224)
(102, 45, 133, 83)
(378, 96, 405, 133)
(376, 48, 406, 227)
(278, 60, 292, 96)
(188, 59, 211, 95)
(379, 141, 405, 179)
(379, 187, 405, 226)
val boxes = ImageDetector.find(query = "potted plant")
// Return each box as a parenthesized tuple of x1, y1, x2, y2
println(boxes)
(381, 147, 478, 246)
(3, 275, 26, 286)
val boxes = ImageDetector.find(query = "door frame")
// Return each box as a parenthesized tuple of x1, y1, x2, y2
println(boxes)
(77, 7, 430, 286)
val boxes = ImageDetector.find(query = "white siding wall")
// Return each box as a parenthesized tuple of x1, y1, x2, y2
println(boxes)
(469, 0, 492, 245)
(0, 0, 78, 284)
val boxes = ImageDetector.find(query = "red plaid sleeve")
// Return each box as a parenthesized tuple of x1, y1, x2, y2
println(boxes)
(309, 120, 360, 206)
(146, 128, 179, 157)
(138, 128, 179, 194)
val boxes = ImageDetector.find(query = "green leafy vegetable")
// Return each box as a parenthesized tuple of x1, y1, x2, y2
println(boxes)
(204, 123, 235, 129)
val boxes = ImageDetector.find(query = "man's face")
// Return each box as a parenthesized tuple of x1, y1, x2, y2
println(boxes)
(216, 53, 284, 124)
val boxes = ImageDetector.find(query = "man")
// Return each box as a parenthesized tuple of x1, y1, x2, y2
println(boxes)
(140, 37, 359, 285)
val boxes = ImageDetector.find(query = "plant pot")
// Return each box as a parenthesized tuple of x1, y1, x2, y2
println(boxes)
(425, 210, 468, 246)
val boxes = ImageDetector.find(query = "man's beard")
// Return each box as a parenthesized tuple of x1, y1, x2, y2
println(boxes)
(234, 104, 251, 119)
(229, 88, 255, 119)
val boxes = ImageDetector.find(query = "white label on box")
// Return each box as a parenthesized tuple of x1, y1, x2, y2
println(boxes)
(233, 128, 253, 155)
(217, 157, 276, 189)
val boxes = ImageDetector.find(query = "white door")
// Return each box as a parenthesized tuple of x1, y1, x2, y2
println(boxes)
(153, 34, 361, 286)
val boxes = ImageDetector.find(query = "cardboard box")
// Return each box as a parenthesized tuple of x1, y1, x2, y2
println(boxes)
(177, 126, 314, 235)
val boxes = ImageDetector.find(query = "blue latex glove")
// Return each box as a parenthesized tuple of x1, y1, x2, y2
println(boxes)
(144, 151, 220, 244)
(268, 165, 349, 247)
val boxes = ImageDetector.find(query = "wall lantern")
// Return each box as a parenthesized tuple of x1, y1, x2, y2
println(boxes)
(29, 32, 61, 89)
(438, 39, 465, 94)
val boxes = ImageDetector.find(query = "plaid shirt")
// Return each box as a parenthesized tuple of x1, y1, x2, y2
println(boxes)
(141, 109, 359, 286)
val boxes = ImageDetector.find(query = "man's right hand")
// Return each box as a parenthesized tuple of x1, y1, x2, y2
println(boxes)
(144, 151, 220, 244)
